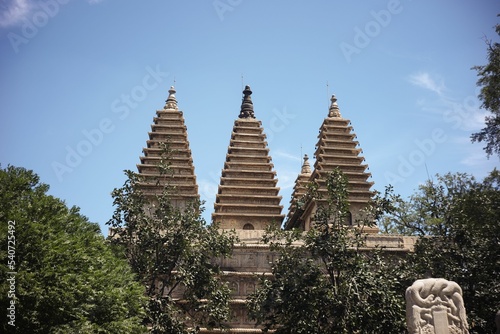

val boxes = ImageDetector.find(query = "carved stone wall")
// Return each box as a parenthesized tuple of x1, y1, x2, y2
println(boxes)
(202, 231, 417, 333)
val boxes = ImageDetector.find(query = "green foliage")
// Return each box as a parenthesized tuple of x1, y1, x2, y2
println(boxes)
(107, 163, 237, 333)
(400, 170, 500, 333)
(472, 17, 500, 157)
(0, 165, 147, 333)
(380, 173, 478, 236)
(248, 168, 406, 333)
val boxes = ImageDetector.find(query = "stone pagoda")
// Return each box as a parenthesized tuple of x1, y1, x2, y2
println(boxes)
(206, 86, 286, 332)
(212, 85, 285, 231)
(131, 85, 416, 333)
(136, 86, 199, 207)
(285, 94, 377, 233)
(286, 154, 312, 223)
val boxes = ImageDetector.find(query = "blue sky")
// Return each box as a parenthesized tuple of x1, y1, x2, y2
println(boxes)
(1, 0, 499, 235)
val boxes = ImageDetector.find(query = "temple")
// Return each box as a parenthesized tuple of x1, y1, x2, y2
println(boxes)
(134, 84, 416, 332)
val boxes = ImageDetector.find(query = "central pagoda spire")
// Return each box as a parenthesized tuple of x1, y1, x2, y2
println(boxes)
(239, 85, 255, 119)
(213, 85, 284, 230)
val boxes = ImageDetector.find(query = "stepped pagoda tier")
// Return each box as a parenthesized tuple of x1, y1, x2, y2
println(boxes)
(212, 85, 284, 230)
(136, 86, 199, 208)
(285, 94, 377, 232)
(285, 154, 312, 224)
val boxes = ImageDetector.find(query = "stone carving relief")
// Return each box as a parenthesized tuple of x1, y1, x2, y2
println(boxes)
(229, 281, 239, 296)
(406, 278, 469, 334)
(244, 281, 256, 295)
(243, 253, 257, 267)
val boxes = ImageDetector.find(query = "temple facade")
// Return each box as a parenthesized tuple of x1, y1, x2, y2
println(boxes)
(135, 85, 416, 333)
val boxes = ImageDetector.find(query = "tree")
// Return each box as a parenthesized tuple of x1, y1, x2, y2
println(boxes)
(0, 165, 146, 333)
(472, 17, 500, 157)
(247, 168, 407, 333)
(107, 165, 237, 333)
(385, 170, 500, 333)
(378, 174, 469, 236)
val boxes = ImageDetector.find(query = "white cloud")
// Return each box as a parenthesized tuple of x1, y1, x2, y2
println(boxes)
(448, 135, 472, 145)
(467, 109, 488, 131)
(276, 169, 299, 191)
(198, 178, 218, 204)
(273, 150, 302, 162)
(448, 138, 497, 178)
(436, 94, 486, 132)
(460, 152, 486, 167)
(408, 71, 487, 132)
(0, 0, 32, 28)
(408, 72, 446, 95)
(0, 0, 106, 28)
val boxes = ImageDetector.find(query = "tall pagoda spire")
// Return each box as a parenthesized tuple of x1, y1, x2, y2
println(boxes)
(136, 86, 199, 207)
(285, 154, 313, 228)
(285, 93, 376, 232)
(301, 154, 312, 174)
(213, 85, 284, 230)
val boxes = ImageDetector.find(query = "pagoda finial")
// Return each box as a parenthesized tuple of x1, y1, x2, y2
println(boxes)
(239, 85, 255, 118)
(301, 154, 312, 174)
(328, 94, 341, 117)
(164, 86, 178, 110)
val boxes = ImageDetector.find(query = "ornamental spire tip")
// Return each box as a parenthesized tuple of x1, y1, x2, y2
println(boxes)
(301, 154, 312, 174)
(328, 94, 341, 118)
(239, 85, 255, 118)
(164, 86, 178, 110)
